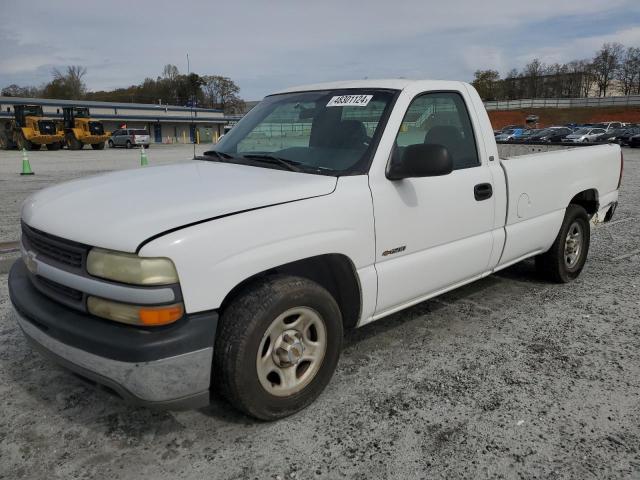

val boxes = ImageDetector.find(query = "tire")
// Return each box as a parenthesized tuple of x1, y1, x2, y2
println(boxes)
(144, 144, 150, 149)
(29, 142, 40, 151)
(45, 142, 61, 151)
(125, 140, 132, 149)
(66, 133, 83, 150)
(91, 142, 105, 150)
(214, 275, 343, 420)
(535, 204, 590, 283)
(108, 140, 114, 148)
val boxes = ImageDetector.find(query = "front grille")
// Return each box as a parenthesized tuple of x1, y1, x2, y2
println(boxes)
(21, 223, 87, 270)
(38, 120, 56, 135)
(88, 121, 104, 135)
(37, 276, 83, 301)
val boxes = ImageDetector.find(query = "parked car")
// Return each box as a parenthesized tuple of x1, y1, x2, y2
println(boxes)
(495, 124, 524, 136)
(108, 128, 150, 149)
(9, 79, 622, 420)
(528, 127, 573, 143)
(594, 128, 629, 144)
(593, 122, 623, 132)
(618, 127, 640, 146)
(495, 128, 525, 142)
(563, 127, 607, 143)
(515, 128, 541, 142)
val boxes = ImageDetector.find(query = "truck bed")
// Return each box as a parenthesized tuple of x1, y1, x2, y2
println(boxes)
(497, 142, 595, 159)
(496, 142, 621, 268)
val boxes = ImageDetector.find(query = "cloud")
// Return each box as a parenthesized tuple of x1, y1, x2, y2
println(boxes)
(0, 0, 639, 99)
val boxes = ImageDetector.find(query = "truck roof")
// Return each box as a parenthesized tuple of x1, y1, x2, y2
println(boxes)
(275, 79, 468, 94)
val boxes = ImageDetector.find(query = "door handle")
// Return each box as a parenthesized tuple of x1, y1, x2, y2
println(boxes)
(474, 183, 493, 201)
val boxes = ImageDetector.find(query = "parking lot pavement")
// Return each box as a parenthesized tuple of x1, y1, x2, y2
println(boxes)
(0, 148, 639, 479)
(0, 144, 210, 243)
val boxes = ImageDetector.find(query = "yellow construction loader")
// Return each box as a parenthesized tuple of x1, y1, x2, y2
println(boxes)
(63, 107, 110, 150)
(0, 104, 65, 150)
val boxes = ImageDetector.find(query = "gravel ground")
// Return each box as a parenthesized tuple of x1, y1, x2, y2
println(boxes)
(0, 146, 638, 479)
(0, 144, 206, 242)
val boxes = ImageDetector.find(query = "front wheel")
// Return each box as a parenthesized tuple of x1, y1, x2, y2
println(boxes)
(125, 140, 132, 149)
(214, 275, 343, 420)
(108, 139, 114, 148)
(91, 142, 105, 150)
(45, 142, 61, 150)
(535, 204, 590, 283)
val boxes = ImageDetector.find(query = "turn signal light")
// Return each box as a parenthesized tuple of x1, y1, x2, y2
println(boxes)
(87, 296, 184, 326)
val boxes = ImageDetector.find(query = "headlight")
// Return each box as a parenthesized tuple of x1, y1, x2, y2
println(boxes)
(87, 296, 184, 326)
(87, 248, 179, 285)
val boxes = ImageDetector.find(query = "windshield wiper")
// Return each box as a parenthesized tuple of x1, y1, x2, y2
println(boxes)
(202, 150, 236, 161)
(242, 154, 302, 172)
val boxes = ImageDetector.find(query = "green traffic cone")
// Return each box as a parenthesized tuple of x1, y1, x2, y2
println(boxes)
(140, 145, 148, 166)
(20, 148, 34, 176)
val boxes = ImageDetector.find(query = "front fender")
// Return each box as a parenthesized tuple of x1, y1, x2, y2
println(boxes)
(139, 176, 376, 314)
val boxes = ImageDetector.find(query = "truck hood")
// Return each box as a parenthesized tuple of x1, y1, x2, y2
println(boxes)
(22, 161, 337, 252)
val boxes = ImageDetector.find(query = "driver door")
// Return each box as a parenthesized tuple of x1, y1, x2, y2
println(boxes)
(369, 91, 496, 316)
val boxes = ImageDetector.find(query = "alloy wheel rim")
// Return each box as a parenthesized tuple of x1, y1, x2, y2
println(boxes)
(564, 221, 583, 269)
(256, 307, 327, 397)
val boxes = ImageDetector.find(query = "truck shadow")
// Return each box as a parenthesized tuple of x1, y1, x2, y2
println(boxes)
(343, 259, 543, 348)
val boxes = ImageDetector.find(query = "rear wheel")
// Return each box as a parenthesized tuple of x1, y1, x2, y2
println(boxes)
(91, 142, 105, 150)
(214, 275, 343, 420)
(125, 140, 132, 149)
(535, 204, 590, 283)
(144, 144, 150, 149)
(108, 139, 115, 148)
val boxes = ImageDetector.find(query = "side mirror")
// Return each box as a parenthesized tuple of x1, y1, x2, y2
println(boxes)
(386, 143, 453, 180)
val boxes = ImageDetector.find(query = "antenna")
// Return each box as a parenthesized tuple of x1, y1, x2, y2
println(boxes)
(187, 53, 196, 159)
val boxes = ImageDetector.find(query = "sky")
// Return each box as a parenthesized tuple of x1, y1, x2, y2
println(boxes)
(1, 0, 640, 100)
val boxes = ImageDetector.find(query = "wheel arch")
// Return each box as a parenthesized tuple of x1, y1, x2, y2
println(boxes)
(569, 188, 599, 217)
(220, 253, 362, 330)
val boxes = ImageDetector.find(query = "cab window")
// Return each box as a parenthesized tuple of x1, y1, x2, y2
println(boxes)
(395, 92, 480, 169)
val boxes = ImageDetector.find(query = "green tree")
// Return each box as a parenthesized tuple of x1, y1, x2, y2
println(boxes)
(471, 70, 500, 100)
(202, 75, 245, 113)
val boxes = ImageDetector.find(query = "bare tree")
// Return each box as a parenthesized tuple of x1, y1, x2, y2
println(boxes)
(617, 47, 640, 95)
(162, 64, 180, 81)
(1, 84, 42, 97)
(523, 59, 545, 98)
(43, 65, 87, 99)
(592, 43, 624, 97)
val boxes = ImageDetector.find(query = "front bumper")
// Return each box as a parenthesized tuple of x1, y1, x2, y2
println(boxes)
(30, 134, 65, 144)
(80, 134, 110, 144)
(8, 259, 218, 409)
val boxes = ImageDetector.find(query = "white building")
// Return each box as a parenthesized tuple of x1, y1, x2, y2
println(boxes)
(0, 96, 237, 144)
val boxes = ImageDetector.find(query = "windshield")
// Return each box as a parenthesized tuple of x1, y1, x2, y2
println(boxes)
(23, 106, 43, 117)
(573, 128, 590, 135)
(211, 89, 398, 175)
(74, 107, 90, 118)
(501, 130, 514, 135)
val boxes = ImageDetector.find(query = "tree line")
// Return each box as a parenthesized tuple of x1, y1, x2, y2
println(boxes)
(472, 43, 640, 101)
(1, 64, 245, 114)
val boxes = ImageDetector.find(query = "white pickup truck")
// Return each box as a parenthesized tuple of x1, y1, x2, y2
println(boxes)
(9, 80, 622, 420)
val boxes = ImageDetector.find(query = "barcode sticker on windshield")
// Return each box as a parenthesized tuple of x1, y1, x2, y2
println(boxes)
(326, 95, 373, 107)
